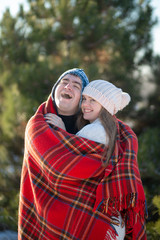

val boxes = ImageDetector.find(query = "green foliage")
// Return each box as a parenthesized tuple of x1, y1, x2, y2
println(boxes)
(0, 144, 20, 230)
(0, 191, 19, 231)
(138, 127, 160, 180)
(153, 196, 160, 235)
(146, 195, 160, 239)
(138, 128, 160, 239)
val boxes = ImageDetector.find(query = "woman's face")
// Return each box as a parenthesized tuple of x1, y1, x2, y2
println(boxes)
(81, 95, 102, 123)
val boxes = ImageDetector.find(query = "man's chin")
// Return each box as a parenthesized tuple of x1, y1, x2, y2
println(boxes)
(59, 99, 73, 107)
(56, 98, 79, 115)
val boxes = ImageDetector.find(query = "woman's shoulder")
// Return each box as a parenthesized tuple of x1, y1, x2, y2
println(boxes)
(76, 119, 107, 144)
(80, 119, 104, 131)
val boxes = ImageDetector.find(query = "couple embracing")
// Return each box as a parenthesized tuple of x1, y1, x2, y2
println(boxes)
(18, 68, 147, 240)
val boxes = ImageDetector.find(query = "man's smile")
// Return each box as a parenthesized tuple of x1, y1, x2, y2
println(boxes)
(61, 92, 72, 99)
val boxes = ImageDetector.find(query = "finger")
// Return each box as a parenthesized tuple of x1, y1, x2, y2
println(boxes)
(48, 114, 62, 121)
(45, 115, 57, 121)
(46, 120, 56, 125)
(46, 113, 59, 119)
(46, 116, 59, 122)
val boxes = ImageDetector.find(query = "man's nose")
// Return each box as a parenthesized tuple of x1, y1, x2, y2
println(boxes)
(64, 83, 72, 90)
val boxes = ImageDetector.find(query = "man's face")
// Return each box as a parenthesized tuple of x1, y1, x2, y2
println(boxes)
(54, 74, 82, 115)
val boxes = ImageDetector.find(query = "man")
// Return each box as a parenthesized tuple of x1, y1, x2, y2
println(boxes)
(46, 68, 89, 133)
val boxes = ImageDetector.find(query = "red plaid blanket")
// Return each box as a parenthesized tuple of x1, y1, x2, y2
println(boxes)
(18, 96, 147, 240)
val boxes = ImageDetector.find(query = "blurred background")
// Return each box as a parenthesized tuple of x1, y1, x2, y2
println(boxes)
(0, 0, 160, 239)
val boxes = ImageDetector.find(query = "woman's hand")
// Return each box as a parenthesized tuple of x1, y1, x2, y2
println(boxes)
(44, 113, 66, 131)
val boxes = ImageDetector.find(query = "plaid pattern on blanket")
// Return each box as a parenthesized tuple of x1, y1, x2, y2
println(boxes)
(18, 96, 147, 240)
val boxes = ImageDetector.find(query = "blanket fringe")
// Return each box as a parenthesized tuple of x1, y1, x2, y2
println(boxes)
(95, 193, 147, 229)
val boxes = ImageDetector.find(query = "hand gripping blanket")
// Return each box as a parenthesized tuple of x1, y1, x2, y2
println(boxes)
(18, 96, 147, 240)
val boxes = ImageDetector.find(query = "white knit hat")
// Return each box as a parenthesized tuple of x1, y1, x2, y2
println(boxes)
(82, 80, 131, 115)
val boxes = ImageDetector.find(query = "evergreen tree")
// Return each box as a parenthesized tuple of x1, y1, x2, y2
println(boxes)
(0, 0, 157, 231)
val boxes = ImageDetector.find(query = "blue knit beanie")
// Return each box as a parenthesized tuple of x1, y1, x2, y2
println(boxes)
(51, 68, 89, 99)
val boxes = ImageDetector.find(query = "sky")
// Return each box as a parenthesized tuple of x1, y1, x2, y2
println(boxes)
(0, 0, 160, 55)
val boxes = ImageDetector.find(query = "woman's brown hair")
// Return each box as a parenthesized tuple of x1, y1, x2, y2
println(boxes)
(77, 107, 117, 167)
